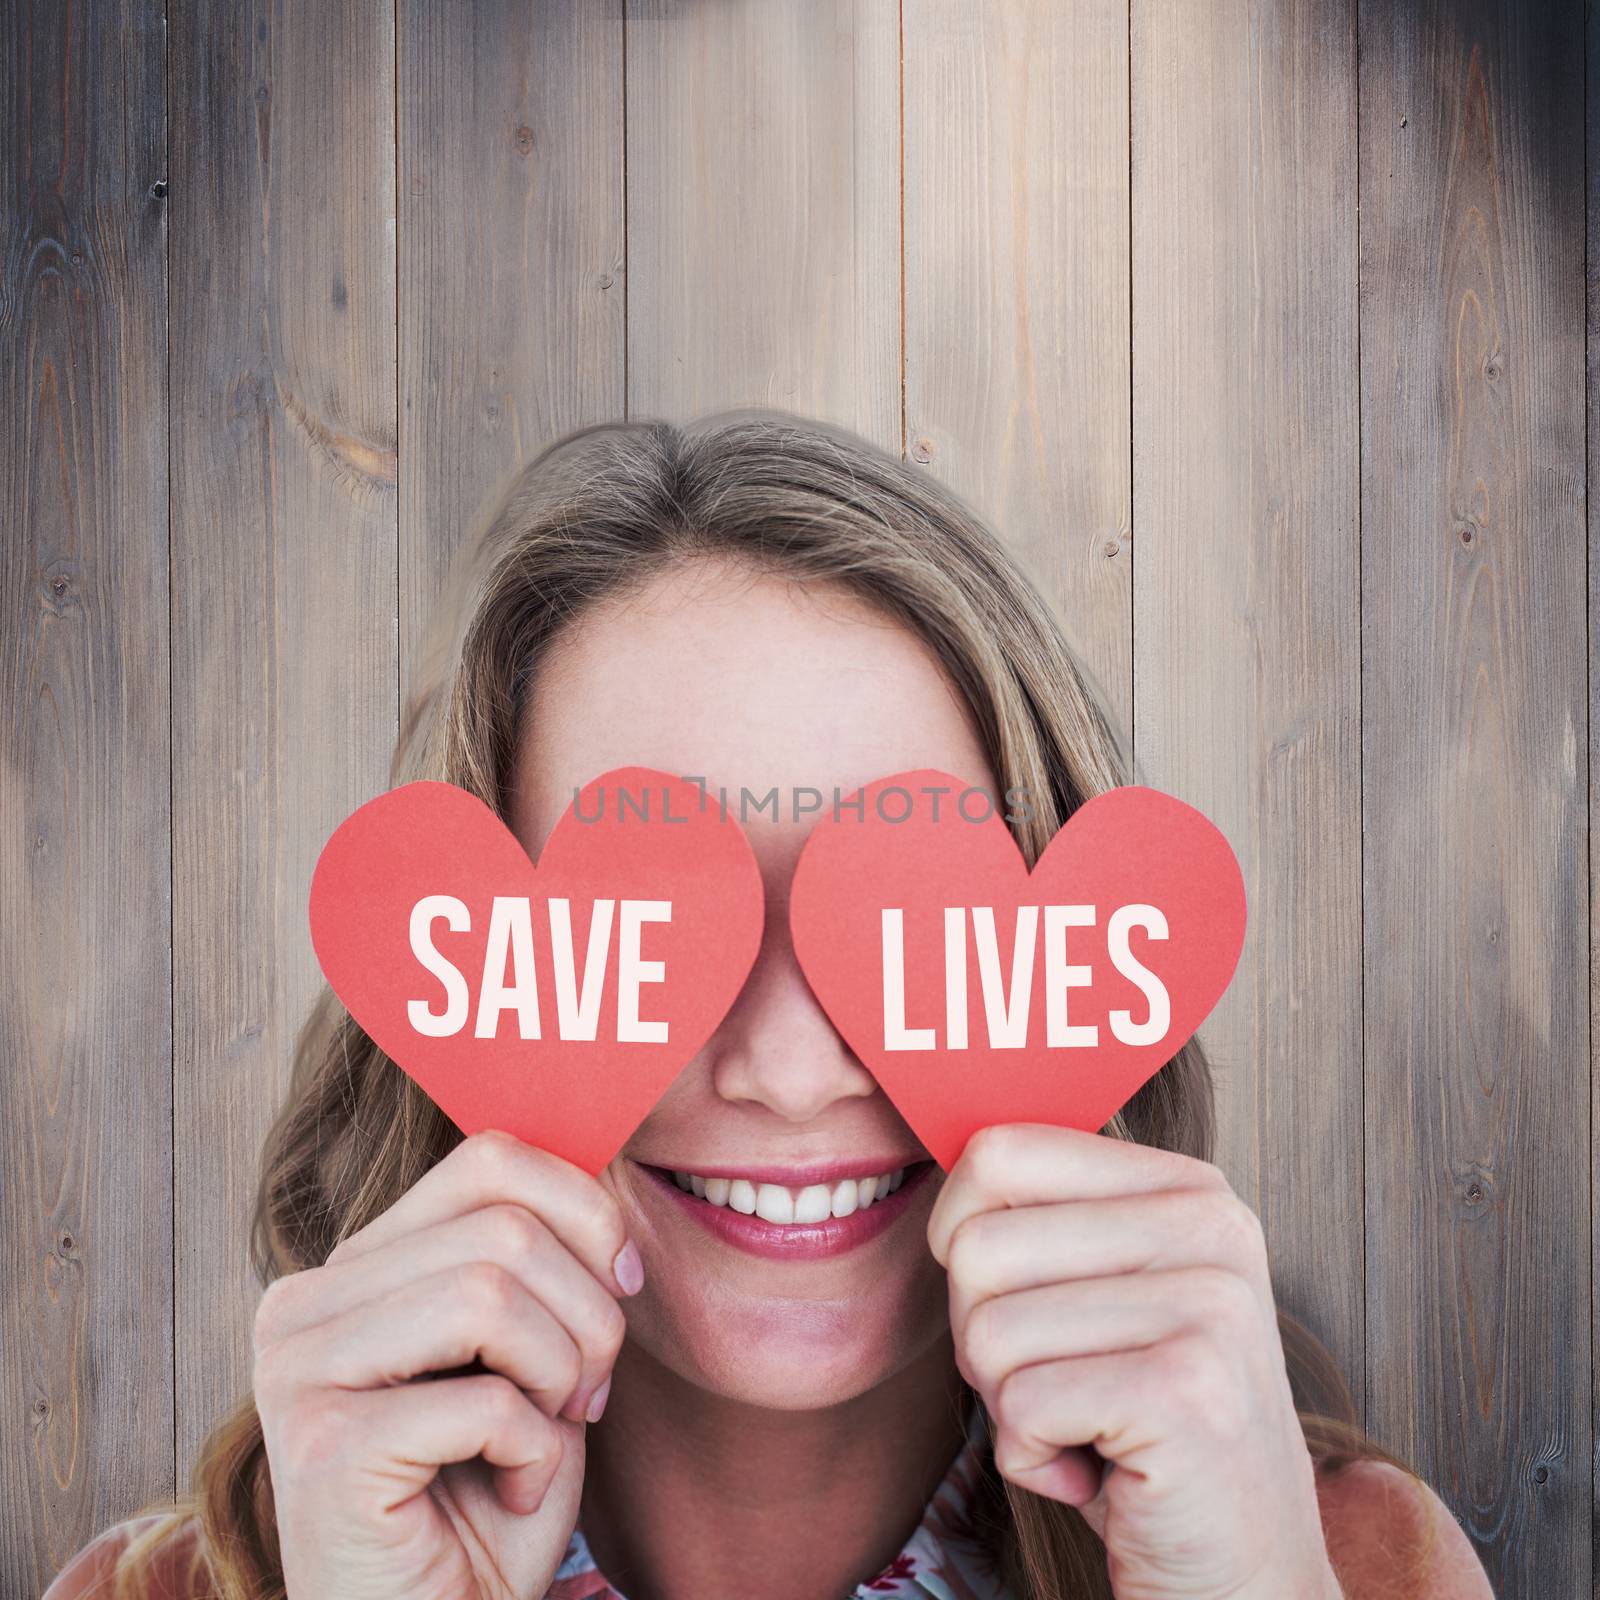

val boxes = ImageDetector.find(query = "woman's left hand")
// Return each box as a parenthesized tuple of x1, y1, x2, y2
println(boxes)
(928, 1123, 1342, 1600)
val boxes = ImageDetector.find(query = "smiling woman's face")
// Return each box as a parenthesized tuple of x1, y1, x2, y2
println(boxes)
(508, 556, 997, 1411)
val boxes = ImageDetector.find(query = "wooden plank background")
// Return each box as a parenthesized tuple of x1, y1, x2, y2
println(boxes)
(2, 1, 1589, 1594)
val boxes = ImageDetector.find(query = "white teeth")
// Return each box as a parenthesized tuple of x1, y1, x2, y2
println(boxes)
(668, 1167, 909, 1223)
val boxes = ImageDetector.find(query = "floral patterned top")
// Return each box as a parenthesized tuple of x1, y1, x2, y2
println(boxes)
(549, 1398, 1020, 1600)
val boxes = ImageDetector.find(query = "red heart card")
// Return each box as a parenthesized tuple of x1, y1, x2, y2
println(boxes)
(788, 771, 1247, 1170)
(308, 767, 765, 1175)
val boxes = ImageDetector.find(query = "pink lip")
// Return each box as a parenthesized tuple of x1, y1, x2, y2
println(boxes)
(635, 1159, 937, 1261)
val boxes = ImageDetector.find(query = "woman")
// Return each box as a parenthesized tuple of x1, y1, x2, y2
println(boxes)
(49, 414, 1493, 1599)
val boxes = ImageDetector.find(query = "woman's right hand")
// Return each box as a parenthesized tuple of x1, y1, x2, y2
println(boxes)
(253, 1129, 642, 1600)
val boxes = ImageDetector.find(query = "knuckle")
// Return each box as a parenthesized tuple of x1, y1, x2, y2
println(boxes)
(253, 1276, 296, 1349)
(483, 1202, 545, 1267)
(579, 1182, 628, 1252)
(458, 1259, 519, 1319)
(522, 1329, 581, 1406)
(943, 1214, 995, 1293)
(465, 1127, 524, 1184)
(593, 1295, 628, 1358)
(963, 1122, 1017, 1175)
(478, 1373, 524, 1417)
(554, 1335, 584, 1396)
(478, 1373, 540, 1437)
(251, 1342, 291, 1413)
(991, 1362, 1042, 1437)
(494, 1389, 561, 1467)
(953, 1342, 979, 1390)
(960, 1298, 1008, 1386)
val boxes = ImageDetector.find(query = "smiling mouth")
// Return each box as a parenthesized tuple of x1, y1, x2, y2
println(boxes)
(649, 1162, 931, 1224)
(636, 1158, 937, 1253)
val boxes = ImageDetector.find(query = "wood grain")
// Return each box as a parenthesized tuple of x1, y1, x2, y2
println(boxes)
(1359, 0, 1588, 1589)
(904, 0, 1133, 739)
(625, 0, 900, 446)
(2, 4, 1593, 1592)
(399, 0, 626, 688)
(0, 2, 175, 1589)
(1591, 0, 1600, 1583)
(167, 0, 399, 1482)
(1132, 0, 1365, 1393)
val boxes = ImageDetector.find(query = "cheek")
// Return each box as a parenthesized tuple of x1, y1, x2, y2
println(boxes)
(620, 1237, 952, 1408)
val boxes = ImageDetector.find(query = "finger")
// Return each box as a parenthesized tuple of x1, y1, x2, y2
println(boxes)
(353, 1374, 569, 1517)
(330, 1130, 640, 1298)
(263, 1262, 584, 1418)
(988, 1333, 1249, 1489)
(1008, 1445, 1107, 1510)
(956, 1266, 1260, 1400)
(258, 1205, 628, 1421)
(944, 1188, 1273, 1332)
(927, 1123, 1228, 1266)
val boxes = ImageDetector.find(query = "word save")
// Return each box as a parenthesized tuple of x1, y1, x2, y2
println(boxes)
(408, 895, 673, 1043)
(880, 903, 1170, 1051)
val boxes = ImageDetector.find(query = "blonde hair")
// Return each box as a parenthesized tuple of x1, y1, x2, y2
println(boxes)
(104, 411, 1408, 1599)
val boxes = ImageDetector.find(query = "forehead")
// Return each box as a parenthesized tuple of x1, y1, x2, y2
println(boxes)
(507, 558, 995, 858)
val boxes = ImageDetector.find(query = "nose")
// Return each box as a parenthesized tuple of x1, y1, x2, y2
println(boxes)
(705, 893, 880, 1122)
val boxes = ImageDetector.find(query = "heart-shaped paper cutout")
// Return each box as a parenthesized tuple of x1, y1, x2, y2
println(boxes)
(788, 771, 1246, 1170)
(309, 767, 765, 1175)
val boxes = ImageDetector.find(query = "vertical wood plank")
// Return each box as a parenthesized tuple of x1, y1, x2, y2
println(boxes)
(903, 0, 1132, 738)
(1591, 0, 1600, 1582)
(1360, 0, 1588, 1587)
(399, 0, 625, 688)
(1132, 0, 1365, 1389)
(625, 0, 900, 448)
(0, 2, 174, 1587)
(168, 0, 399, 1480)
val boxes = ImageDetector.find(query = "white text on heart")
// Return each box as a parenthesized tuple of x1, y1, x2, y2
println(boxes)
(407, 895, 672, 1043)
(880, 904, 1170, 1051)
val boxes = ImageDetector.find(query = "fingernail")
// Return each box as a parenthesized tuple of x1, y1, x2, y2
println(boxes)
(586, 1377, 612, 1422)
(612, 1240, 644, 1295)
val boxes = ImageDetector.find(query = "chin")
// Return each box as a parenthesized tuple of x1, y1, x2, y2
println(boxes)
(625, 1263, 949, 1411)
